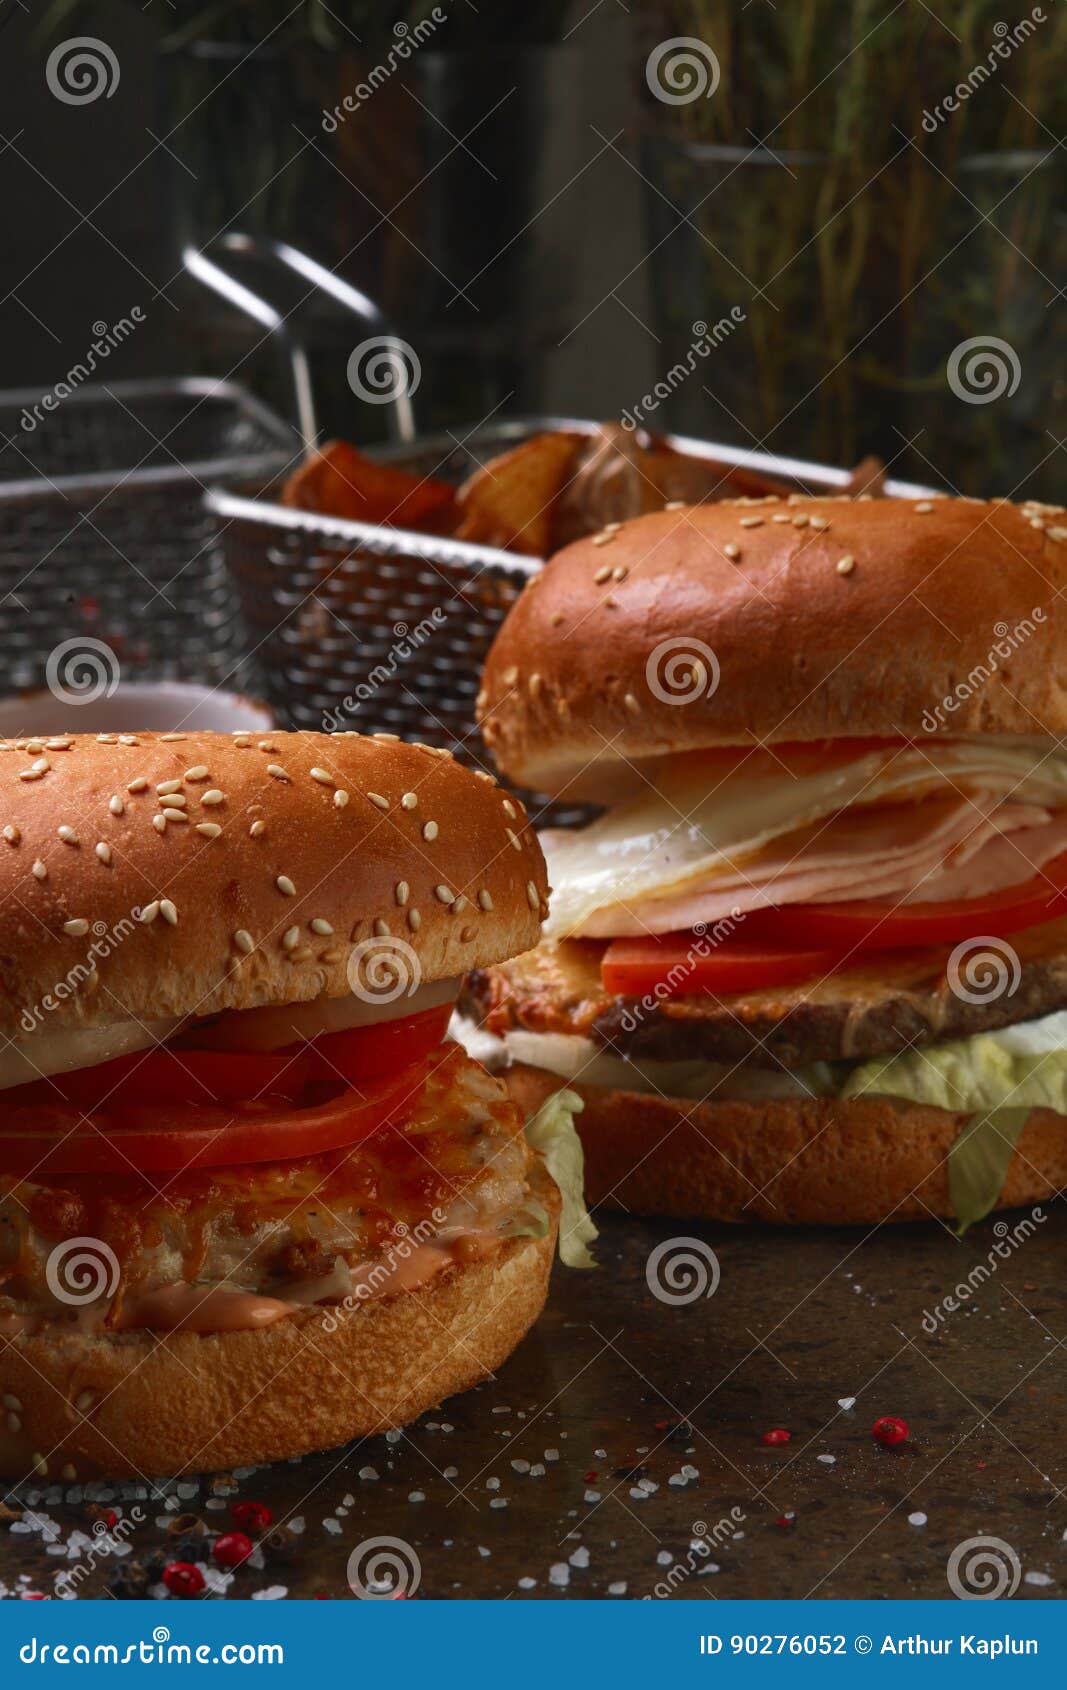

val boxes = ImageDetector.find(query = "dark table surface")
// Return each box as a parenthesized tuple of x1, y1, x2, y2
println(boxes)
(3, 1205, 1065, 1601)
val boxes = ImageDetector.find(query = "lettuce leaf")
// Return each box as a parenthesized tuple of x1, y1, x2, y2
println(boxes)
(525, 1088, 598, 1269)
(947, 1107, 1032, 1234)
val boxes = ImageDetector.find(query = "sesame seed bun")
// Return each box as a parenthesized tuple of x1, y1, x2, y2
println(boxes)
(504, 1063, 1067, 1227)
(0, 730, 547, 1036)
(0, 1170, 558, 1479)
(479, 494, 1067, 798)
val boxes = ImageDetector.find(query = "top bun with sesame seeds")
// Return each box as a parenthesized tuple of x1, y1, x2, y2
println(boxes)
(0, 729, 547, 1038)
(478, 493, 1067, 798)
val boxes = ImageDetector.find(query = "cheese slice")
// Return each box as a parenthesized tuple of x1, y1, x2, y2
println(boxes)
(542, 739, 1067, 939)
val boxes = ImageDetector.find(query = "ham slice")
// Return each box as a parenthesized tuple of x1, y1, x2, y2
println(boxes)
(576, 796, 1067, 937)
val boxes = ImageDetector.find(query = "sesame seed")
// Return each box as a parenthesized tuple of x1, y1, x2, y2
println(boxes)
(249, 820, 266, 837)
(401, 792, 418, 810)
(407, 909, 421, 932)
(128, 777, 148, 793)
(156, 779, 182, 796)
(506, 829, 522, 852)
(57, 826, 78, 844)
(502, 798, 516, 818)
(604, 595, 618, 608)
(550, 611, 565, 627)
(664, 500, 685, 511)
(160, 899, 178, 926)
(771, 512, 791, 523)
(63, 919, 88, 937)
(914, 501, 934, 513)
(592, 531, 616, 547)
(32, 860, 46, 881)
(1048, 526, 1067, 542)
(593, 565, 612, 584)
(366, 792, 389, 811)
(152, 814, 167, 834)
(109, 795, 124, 816)
(267, 764, 289, 781)
(282, 926, 300, 952)
(723, 542, 740, 560)
(233, 735, 252, 748)
(373, 732, 399, 742)
(435, 884, 454, 904)
(184, 765, 209, 781)
(196, 822, 222, 839)
(460, 925, 476, 943)
(18, 769, 44, 782)
(200, 790, 225, 806)
(290, 946, 313, 963)
(422, 820, 438, 841)
(373, 918, 390, 937)
(613, 565, 629, 582)
(310, 917, 333, 936)
(276, 875, 296, 897)
(529, 673, 543, 698)
(502, 667, 519, 686)
(139, 902, 160, 924)
(809, 516, 830, 531)
(96, 734, 116, 745)
(95, 843, 111, 865)
(453, 895, 468, 914)
(527, 880, 540, 908)
(739, 515, 763, 529)
(163, 800, 188, 816)
(836, 554, 856, 576)
(160, 733, 185, 742)
(395, 881, 409, 906)
(46, 737, 71, 750)
(2, 825, 19, 844)
(478, 890, 494, 911)
(309, 767, 333, 785)
(334, 790, 349, 809)
(792, 513, 810, 527)
(258, 739, 275, 751)
(624, 693, 641, 715)
(234, 929, 254, 954)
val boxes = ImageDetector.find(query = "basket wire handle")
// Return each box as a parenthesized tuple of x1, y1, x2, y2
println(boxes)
(182, 233, 417, 451)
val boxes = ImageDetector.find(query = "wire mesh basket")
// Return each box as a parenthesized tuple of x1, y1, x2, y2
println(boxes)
(0, 377, 296, 697)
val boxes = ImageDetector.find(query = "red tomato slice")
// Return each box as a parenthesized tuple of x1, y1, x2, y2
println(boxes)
(0, 1063, 425, 1179)
(739, 848, 1067, 951)
(34, 1046, 310, 1113)
(303, 1004, 452, 1087)
(601, 933, 849, 998)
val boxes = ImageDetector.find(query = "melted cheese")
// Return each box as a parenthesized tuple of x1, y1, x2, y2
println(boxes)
(542, 740, 1067, 939)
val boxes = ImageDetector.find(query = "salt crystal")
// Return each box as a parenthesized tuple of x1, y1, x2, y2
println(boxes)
(584, 1489, 601, 1503)
(838, 1396, 856, 1410)
(408, 1492, 425, 1503)
(908, 1512, 927, 1527)
(569, 1546, 590, 1569)
(608, 1580, 627, 1595)
(548, 1562, 570, 1587)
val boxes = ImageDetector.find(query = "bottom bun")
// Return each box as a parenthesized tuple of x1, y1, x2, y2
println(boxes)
(0, 1176, 558, 1481)
(505, 1065, 1067, 1226)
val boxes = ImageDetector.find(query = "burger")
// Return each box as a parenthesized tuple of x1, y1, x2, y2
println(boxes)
(461, 492, 1067, 1229)
(0, 729, 592, 1481)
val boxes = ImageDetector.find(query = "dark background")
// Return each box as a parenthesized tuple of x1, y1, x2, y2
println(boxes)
(1, 2, 1063, 495)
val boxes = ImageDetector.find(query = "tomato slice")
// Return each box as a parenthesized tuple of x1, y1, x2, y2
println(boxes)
(33, 1046, 310, 1113)
(0, 1062, 426, 1178)
(303, 1004, 452, 1087)
(601, 933, 850, 998)
(738, 847, 1067, 952)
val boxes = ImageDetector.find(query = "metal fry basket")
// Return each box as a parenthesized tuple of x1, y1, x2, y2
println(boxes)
(0, 377, 296, 695)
